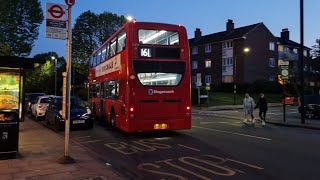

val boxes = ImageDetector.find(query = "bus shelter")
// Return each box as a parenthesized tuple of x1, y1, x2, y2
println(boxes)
(0, 56, 45, 158)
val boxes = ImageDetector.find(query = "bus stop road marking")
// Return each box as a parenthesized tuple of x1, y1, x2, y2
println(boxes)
(177, 144, 201, 152)
(73, 135, 91, 139)
(192, 126, 272, 141)
(83, 140, 103, 144)
(226, 158, 264, 170)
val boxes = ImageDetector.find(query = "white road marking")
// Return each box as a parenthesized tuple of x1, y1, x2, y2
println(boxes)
(73, 136, 91, 139)
(177, 144, 201, 152)
(226, 158, 264, 170)
(192, 126, 272, 141)
(267, 113, 278, 115)
(83, 140, 102, 144)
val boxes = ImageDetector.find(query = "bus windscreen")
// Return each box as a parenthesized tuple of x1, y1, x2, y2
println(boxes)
(134, 61, 185, 86)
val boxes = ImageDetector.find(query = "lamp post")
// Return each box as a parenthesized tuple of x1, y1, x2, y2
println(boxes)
(300, 0, 305, 124)
(126, 16, 133, 22)
(51, 56, 57, 96)
(233, 47, 250, 105)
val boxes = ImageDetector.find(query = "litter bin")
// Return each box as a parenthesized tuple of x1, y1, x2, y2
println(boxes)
(0, 110, 19, 158)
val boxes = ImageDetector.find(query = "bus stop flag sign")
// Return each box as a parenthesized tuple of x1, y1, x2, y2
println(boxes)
(45, 3, 67, 40)
(65, 0, 75, 7)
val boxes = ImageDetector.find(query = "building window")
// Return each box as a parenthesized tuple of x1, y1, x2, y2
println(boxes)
(222, 75, 233, 83)
(293, 48, 298, 54)
(192, 47, 198, 55)
(269, 42, 275, 51)
(269, 58, 275, 67)
(303, 50, 307, 57)
(222, 66, 226, 72)
(205, 60, 211, 68)
(278, 45, 283, 52)
(192, 61, 198, 69)
(205, 45, 212, 53)
(205, 75, 212, 84)
(229, 58, 233, 65)
(192, 75, 197, 84)
(284, 47, 289, 52)
(269, 75, 275, 81)
(223, 41, 233, 49)
(223, 58, 233, 66)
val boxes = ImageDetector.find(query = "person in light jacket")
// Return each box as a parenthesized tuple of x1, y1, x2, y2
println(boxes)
(243, 93, 255, 123)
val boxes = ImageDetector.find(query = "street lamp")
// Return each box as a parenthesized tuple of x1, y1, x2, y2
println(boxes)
(233, 47, 250, 105)
(51, 56, 57, 96)
(126, 16, 133, 22)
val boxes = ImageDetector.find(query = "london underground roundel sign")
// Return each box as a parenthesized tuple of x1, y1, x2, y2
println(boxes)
(48, 5, 65, 19)
(65, 0, 75, 7)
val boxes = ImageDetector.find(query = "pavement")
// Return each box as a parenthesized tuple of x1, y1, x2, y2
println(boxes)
(193, 103, 320, 130)
(0, 117, 123, 180)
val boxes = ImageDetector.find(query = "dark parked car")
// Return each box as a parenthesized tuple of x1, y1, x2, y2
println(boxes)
(25, 93, 46, 114)
(45, 96, 93, 131)
(299, 95, 320, 119)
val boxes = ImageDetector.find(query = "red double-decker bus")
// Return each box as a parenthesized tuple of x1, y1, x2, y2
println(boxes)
(88, 21, 191, 132)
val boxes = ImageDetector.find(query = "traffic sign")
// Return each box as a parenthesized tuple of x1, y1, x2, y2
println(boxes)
(280, 61, 289, 80)
(46, 3, 67, 40)
(48, 5, 65, 19)
(65, 0, 75, 7)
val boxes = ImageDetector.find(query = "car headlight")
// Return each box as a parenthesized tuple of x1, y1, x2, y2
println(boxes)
(59, 110, 62, 116)
(81, 113, 91, 119)
(86, 108, 91, 114)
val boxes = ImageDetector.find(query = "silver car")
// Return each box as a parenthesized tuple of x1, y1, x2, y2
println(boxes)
(31, 95, 55, 121)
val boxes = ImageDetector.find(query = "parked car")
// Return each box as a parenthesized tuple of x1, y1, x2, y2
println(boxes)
(45, 96, 93, 131)
(31, 95, 55, 121)
(298, 95, 320, 119)
(25, 93, 46, 114)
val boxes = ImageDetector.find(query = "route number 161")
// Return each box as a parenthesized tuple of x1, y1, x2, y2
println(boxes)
(140, 48, 152, 58)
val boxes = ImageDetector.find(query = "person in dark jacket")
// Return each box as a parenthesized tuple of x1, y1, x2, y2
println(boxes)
(255, 93, 268, 126)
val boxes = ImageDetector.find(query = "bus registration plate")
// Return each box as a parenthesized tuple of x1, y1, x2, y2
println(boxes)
(154, 123, 168, 129)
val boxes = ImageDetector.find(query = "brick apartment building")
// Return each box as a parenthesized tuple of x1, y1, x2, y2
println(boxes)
(189, 19, 311, 87)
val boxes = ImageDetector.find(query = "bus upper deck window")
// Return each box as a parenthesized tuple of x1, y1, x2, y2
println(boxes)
(138, 29, 179, 46)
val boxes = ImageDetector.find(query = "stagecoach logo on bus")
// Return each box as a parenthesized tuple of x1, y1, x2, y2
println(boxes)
(148, 89, 174, 95)
(95, 54, 121, 77)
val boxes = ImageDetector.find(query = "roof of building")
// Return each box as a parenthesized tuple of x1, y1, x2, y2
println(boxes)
(189, 23, 262, 46)
(276, 37, 311, 50)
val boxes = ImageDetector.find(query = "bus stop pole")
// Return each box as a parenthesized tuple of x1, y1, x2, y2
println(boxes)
(59, 5, 74, 164)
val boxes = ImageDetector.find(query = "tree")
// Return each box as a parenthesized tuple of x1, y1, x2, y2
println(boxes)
(0, 0, 43, 56)
(311, 39, 320, 58)
(25, 52, 66, 94)
(72, 11, 126, 76)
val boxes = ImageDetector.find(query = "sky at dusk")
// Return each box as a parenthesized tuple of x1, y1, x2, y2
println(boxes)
(32, 0, 320, 57)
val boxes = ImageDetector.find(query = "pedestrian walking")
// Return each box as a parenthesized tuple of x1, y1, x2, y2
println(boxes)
(243, 93, 255, 123)
(255, 93, 268, 126)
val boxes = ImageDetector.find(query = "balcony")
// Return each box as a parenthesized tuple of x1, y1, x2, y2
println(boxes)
(279, 51, 299, 61)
